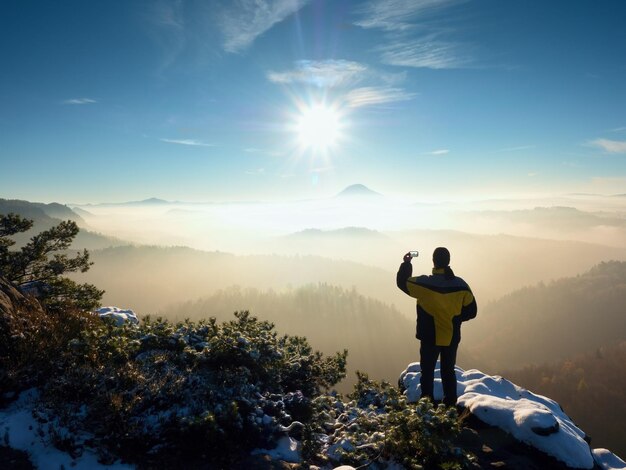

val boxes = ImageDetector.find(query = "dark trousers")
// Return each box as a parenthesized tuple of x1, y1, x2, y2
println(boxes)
(419, 341, 459, 406)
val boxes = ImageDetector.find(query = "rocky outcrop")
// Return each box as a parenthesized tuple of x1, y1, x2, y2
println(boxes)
(0, 276, 43, 316)
(0, 276, 45, 359)
(399, 363, 619, 470)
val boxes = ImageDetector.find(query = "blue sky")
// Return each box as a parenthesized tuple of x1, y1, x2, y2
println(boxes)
(1, 0, 625, 203)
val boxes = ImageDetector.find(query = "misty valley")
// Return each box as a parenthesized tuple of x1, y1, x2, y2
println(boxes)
(2, 190, 626, 458)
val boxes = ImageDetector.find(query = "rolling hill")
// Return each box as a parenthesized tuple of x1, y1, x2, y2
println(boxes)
(462, 261, 626, 372)
(79, 245, 399, 314)
(504, 341, 626, 457)
(0, 198, 124, 250)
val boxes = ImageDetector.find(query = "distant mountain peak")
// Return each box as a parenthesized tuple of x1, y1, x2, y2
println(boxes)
(289, 226, 385, 238)
(336, 184, 382, 198)
(139, 197, 169, 204)
(76, 197, 173, 207)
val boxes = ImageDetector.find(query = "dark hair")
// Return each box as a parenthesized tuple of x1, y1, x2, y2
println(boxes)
(433, 247, 455, 280)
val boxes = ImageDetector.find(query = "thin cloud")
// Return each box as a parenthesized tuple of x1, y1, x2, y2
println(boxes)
(355, 0, 462, 31)
(267, 60, 367, 88)
(378, 70, 408, 86)
(423, 149, 449, 156)
(146, 0, 186, 71)
(589, 138, 626, 154)
(355, 0, 474, 70)
(267, 60, 416, 109)
(152, 0, 184, 30)
(62, 98, 97, 105)
(345, 86, 416, 107)
(219, 0, 310, 53)
(160, 138, 214, 147)
(379, 37, 471, 69)
(245, 168, 266, 175)
(609, 126, 626, 133)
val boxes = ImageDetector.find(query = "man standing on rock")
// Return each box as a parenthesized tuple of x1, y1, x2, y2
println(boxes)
(396, 247, 477, 406)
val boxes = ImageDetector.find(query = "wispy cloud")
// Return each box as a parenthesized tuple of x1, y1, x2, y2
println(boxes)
(153, 0, 184, 29)
(245, 168, 266, 175)
(267, 60, 367, 87)
(147, 0, 186, 71)
(609, 126, 626, 133)
(268, 60, 415, 108)
(345, 86, 416, 107)
(160, 138, 214, 147)
(62, 98, 97, 105)
(423, 149, 449, 156)
(589, 138, 626, 154)
(355, 0, 473, 70)
(219, 0, 310, 53)
(378, 36, 471, 69)
(355, 0, 463, 32)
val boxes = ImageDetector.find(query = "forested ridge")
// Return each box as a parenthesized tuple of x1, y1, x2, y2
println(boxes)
(166, 283, 418, 390)
(504, 341, 626, 458)
(463, 261, 626, 371)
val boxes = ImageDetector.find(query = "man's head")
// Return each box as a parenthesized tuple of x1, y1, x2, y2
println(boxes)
(433, 247, 450, 268)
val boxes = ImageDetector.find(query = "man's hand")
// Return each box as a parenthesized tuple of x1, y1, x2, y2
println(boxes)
(403, 252, 412, 263)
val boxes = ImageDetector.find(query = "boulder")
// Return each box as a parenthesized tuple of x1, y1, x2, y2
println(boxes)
(95, 306, 139, 326)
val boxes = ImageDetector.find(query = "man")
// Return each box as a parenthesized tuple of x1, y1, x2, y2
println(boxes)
(396, 247, 477, 406)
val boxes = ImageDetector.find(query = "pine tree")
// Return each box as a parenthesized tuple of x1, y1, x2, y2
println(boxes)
(0, 212, 103, 312)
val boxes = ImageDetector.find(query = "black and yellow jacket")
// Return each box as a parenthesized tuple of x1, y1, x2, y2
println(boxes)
(397, 261, 477, 347)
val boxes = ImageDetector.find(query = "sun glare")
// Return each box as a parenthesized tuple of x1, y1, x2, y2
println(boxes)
(296, 104, 341, 150)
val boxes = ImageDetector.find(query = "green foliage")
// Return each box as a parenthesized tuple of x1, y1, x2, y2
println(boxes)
(4, 291, 475, 468)
(306, 373, 473, 469)
(0, 213, 103, 312)
(0, 213, 33, 239)
(39, 311, 347, 467)
(385, 400, 467, 470)
(167, 284, 417, 391)
(0, 299, 99, 396)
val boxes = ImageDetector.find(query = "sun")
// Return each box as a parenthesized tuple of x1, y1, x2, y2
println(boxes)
(296, 104, 342, 151)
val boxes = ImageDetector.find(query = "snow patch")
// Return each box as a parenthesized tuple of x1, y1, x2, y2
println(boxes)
(593, 449, 626, 470)
(0, 389, 134, 469)
(399, 362, 621, 470)
(95, 306, 139, 326)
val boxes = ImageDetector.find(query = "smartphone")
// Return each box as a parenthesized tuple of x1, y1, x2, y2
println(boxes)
(409, 251, 419, 258)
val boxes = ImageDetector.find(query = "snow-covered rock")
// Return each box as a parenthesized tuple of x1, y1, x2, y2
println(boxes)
(400, 362, 625, 470)
(593, 449, 626, 470)
(95, 306, 139, 326)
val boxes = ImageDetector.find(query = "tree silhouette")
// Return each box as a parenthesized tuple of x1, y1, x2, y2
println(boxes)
(0, 213, 103, 312)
